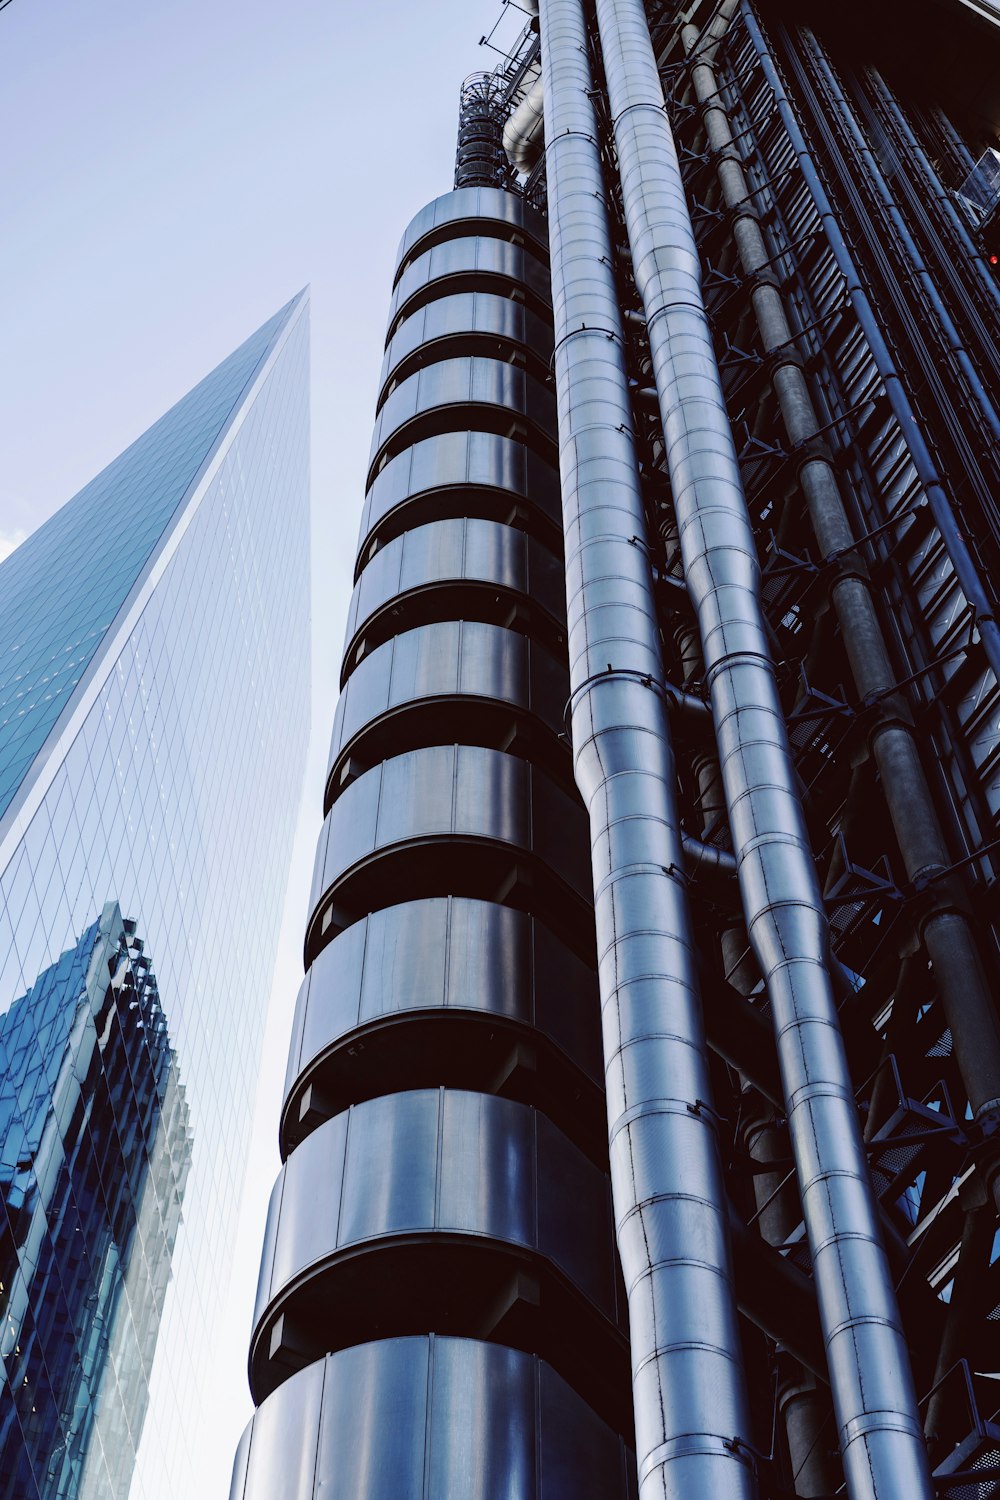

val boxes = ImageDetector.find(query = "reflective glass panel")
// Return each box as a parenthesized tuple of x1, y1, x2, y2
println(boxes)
(0, 296, 311, 1500)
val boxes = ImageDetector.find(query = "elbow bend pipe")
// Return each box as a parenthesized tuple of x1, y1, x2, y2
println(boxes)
(538, 1, 757, 1496)
(592, 2, 933, 1498)
(503, 70, 546, 174)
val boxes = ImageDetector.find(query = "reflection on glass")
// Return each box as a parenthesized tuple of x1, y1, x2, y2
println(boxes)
(0, 904, 189, 1500)
(0, 293, 311, 1499)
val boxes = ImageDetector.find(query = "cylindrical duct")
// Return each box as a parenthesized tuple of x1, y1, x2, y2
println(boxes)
(538, 0, 757, 1496)
(503, 66, 546, 174)
(592, 2, 933, 1497)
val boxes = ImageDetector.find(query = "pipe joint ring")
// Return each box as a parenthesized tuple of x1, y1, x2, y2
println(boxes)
(610, 98, 671, 133)
(608, 1096, 719, 1146)
(638, 1433, 757, 1485)
(792, 434, 835, 472)
(746, 263, 782, 294)
(551, 321, 623, 355)
(766, 343, 806, 379)
(821, 545, 871, 593)
(910, 879, 976, 935)
(702, 649, 774, 689)
(567, 664, 670, 715)
(862, 694, 916, 747)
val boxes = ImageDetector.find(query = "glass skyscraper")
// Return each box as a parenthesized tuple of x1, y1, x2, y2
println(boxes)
(1, 904, 190, 1500)
(0, 290, 310, 1499)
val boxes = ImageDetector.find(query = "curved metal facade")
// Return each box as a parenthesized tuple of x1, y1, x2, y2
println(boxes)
(233, 1337, 636, 1500)
(233, 188, 635, 1498)
(237, 5, 1000, 1494)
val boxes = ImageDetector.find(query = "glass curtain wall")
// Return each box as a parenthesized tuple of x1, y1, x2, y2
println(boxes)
(0, 294, 311, 1500)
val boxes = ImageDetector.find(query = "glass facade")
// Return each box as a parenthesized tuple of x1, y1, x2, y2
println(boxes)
(0, 904, 190, 1500)
(0, 293, 311, 1500)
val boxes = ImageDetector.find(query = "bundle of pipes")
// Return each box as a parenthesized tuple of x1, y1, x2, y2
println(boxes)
(530, 0, 938, 1496)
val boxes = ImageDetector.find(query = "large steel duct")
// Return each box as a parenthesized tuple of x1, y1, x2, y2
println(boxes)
(537, 0, 757, 1496)
(592, 3, 934, 1498)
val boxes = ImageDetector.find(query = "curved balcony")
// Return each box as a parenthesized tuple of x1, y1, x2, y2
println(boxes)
(394, 185, 549, 278)
(378, 292, 553, 405)
(281, 897, 605, 1163)
(327, 620, 571, 805)
(305, 745, 592, 965)
(342, 518, 566, 683)
(231, 1336, 634, 1500)
(387, 237, 552, 341)
(368, 356, 557, 485)
(357, 431, 562, 567)
(249, 1092, 628, 1427)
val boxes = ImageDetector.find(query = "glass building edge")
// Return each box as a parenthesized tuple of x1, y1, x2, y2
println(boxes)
(0, 902, 191, 1500)
(0, 288, 310, 885)
(0, 294, 312, 1500)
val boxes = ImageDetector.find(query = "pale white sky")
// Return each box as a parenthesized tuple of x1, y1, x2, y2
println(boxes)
(0, 0, 523, 1493)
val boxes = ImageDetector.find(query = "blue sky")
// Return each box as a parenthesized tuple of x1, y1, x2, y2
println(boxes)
(0, 0, 520, 1492)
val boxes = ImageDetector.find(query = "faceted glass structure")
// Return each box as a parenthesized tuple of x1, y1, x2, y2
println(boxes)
(0, 904, 190, 1500)
(0, 293, 311, 1500)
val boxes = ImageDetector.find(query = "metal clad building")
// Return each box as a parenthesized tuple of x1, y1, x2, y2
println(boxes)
(235, 6, 1000, 1498)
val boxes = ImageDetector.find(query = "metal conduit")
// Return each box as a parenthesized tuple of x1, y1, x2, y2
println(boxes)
(537, 0, 757, 1495)
(800, 31, 1000, 454)
(593, 4, 934, 1498)
(866, 71, 1000, 327)
(681, 20, 1000, 1202)
(742, 4, 1000, 689)
(503, 67, 546, 174)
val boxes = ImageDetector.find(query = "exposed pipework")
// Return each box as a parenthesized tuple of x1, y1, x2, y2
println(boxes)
(743, 4, 1000, 689)
(537, 0, 757, 1495)
(502, 65, 545, 174)
(683, 10, 1000, 1213)
(868, 70, 1000, 320)
(593, 2, 934, 1498)
(800, 30, 1000, 454)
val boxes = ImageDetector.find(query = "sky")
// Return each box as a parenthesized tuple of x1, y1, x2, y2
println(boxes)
(0, 0, 524, 1492)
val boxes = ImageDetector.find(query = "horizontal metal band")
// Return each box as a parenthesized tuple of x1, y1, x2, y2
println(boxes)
(232, 1336, 633, 1500)
(327, 620, 570, 807)
(378, 292, 553, 409)
(387, 236, 552, 343)
(342, 518, 566, 686)
(357, 431, 561, 572)
(393, 185, 549, 283)
(249, 1093, 628, 1421)
(305, 745, 593, 966)
(367, 355, 557, 488)
(281, 897, 604, 1161)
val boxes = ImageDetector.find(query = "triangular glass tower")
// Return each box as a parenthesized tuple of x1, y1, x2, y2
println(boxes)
(0, 295, 302, 824)
(0, 293, 311, 1500)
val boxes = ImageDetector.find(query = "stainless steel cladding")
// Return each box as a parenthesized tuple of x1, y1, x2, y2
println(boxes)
(593, 3, 932, 1497)
(232, 1337, 637, 1500)
(233, 186, 636, 1497)
(250, 1090, 622, 1394)
(237, 4, 1000, 1496)
(538, 0, 757, 1495)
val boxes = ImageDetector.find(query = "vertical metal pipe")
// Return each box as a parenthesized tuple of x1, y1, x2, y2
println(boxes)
(593, 3, 934, 1498)
(867, 70, 1000, 319)
(681, 12, 1000, 1198)
(538, 1, 757, 1495)
(743, 2, 1000, 688)
(800, 30, 1000, 448)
